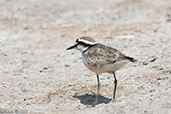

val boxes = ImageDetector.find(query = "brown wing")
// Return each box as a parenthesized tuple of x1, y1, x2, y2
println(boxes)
(82, 43, 127, 67)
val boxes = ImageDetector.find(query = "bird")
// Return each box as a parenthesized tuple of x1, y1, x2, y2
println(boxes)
(66, 36, 136, 105)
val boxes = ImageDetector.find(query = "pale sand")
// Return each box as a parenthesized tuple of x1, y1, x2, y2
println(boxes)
(0, 0, 171, 114)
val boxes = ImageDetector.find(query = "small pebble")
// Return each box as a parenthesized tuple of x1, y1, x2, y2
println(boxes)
(149, 56, 156, 62)
(43, 67, 49, 70)
(65, 64, 70, 67)
(143, 62, 148, 65)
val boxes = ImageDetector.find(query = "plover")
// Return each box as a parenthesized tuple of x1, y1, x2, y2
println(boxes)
(67, 37, 136, 105)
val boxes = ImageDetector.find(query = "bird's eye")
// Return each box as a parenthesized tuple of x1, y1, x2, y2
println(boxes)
(76, 39, 79, 43)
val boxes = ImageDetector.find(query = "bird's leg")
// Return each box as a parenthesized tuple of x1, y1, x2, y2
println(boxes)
(95, 75, 100, 105)
(113, 72, 117, 99)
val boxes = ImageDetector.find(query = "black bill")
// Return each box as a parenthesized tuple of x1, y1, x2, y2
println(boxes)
(66, 44, 77, 50)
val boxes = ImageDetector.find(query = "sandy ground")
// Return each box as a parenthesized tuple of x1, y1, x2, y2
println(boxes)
(0, 0, 171, 114)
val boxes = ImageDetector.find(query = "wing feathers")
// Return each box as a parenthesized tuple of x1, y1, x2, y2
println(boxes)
(82, 43, 136, 67)
(83, 44, 121, 66)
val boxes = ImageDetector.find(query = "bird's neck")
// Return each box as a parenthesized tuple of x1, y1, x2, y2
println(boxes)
(76, 45, 89, 53)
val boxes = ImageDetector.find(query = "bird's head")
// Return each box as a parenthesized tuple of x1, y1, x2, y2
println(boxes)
(67, 37, 96, 52)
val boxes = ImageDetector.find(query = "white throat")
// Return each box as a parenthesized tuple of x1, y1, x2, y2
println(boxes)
(76, 45, 89, 53)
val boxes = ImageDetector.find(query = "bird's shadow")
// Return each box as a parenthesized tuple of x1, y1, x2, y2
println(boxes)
(73, 94, 112, 107)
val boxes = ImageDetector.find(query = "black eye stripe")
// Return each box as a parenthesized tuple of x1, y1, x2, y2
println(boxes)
(76, 39, 79, 43)
(78, 41, 87, 45)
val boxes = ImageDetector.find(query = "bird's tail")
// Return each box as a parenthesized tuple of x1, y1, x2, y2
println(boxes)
(125, 56, 137, 62)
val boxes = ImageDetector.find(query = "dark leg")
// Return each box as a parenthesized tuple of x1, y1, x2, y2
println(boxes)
(95, 75, 100, 105)
(113, 72, 117, 99)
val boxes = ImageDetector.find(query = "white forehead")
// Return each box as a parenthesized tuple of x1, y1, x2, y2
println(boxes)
(77, 38, 96, 45)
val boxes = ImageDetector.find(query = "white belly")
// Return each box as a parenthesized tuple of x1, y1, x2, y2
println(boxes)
(84, 61, 128, 75)
(103, 61, 128, 74)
